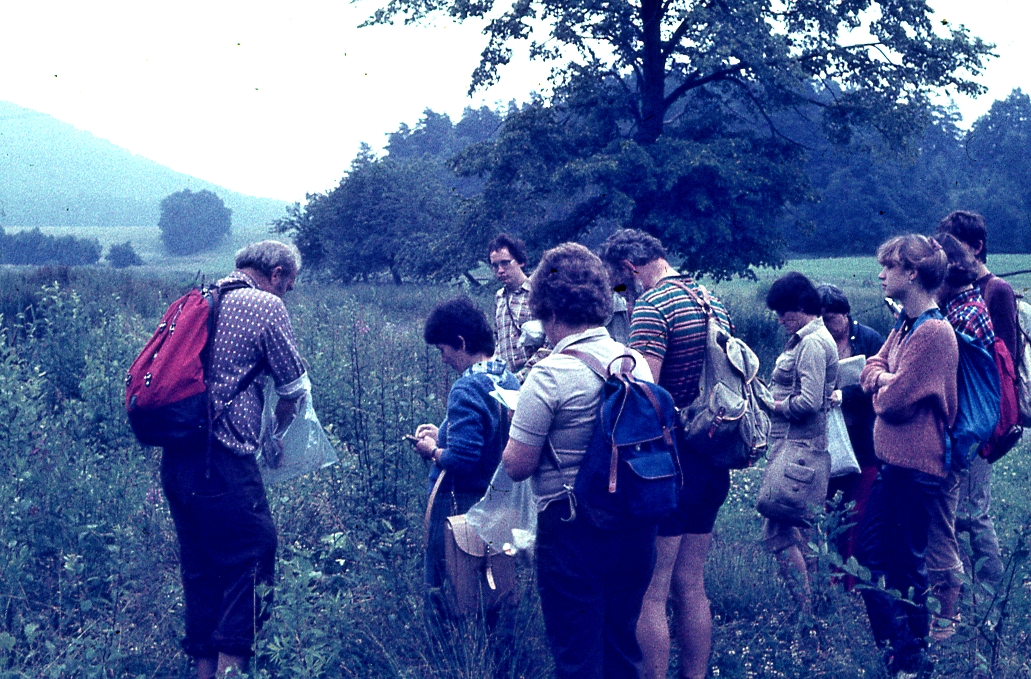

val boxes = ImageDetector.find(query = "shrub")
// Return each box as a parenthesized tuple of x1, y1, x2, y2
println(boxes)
(158, 188, 232, 256)
(0, 227, 102, 266)
(106, 241, 143, 268)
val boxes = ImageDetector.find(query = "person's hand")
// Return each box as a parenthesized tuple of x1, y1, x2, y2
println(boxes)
(877, 373, 896, 391)
(261, 427, 285, 469)
(415, 423, 438, 441)
(414, 436, 437, 461)
(829, 389, 843, 408)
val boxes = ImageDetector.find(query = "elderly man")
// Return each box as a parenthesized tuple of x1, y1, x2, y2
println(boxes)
(599, 229, 734, 679)
(160, 240, 309, 678)
(488, 233, 534, 372)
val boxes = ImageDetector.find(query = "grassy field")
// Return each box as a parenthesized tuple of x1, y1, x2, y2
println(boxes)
(1, 263, 1031, 677)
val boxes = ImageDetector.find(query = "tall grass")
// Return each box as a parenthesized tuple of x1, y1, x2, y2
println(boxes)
(0, 264, 1029, 678)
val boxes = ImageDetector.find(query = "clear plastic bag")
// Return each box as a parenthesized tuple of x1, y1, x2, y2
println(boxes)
(827, 405, 860, 477)
(259, 387, 339, 485)
(465, 464, 537, 555)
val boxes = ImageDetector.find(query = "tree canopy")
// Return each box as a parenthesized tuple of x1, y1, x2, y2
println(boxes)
(275, 108, 503, 284)
(158, 189, 232, 256)
(369, 0, 992, 278)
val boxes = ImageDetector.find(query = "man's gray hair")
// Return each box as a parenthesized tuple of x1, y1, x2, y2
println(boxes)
(235, 240, 302, 277)
(597, 229, 667, 269)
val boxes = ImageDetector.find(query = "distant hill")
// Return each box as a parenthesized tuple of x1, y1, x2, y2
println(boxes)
(0, 101, 288, 227)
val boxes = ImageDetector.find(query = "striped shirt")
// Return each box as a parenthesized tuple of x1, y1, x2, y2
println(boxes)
(943, 287, 996, 351)
(629, 277, 733, 408)
(495, 280, 534, 371)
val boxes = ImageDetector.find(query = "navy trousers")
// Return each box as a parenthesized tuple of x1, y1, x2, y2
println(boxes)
(536, 500, 657, 679)
(161, 439, 277, 658)
(856, 464, 940, 672)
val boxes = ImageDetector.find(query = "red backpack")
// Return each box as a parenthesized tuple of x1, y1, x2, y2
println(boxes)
(981, 336, 1022, 463)
(125, 280, 250, 447)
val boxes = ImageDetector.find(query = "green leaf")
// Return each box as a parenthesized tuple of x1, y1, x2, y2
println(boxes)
(0, 633, 15, 652)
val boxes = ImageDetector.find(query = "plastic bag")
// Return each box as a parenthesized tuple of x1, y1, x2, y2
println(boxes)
(259, 386, 339, 485)
(465, 464, 537, 555)
(827, 405, 860, 477)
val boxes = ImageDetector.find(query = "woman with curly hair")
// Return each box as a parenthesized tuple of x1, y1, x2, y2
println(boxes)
(503, 243, 655, 679)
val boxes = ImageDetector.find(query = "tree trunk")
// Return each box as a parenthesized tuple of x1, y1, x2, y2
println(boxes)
(391, 265, 403, 285)
(636, 0, 667, 145)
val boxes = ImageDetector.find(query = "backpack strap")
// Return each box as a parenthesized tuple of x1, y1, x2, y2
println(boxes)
(202, 279, 269, 476)
(668, 278, 713, 319)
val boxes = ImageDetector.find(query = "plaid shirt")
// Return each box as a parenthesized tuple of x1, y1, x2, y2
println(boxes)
(495, 280, 533, 371)
(944, 287, 996, 352)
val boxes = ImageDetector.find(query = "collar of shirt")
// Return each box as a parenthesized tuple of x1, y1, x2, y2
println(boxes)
(786, 316, 826, 349)
(218, 270, 260, 289)
(497, 279, 531, 298)
(463, 359, 509, 377)
(551, 326, 609, 354)
(943, 287, 983, 317)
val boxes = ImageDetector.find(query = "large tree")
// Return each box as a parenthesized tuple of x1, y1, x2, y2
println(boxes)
(276, 146, 461, 284)
(957, 89, 1031, 253)
(275, 108, 505, 283)
(370, 0, 991, 278)
(158, 189, 232, 256)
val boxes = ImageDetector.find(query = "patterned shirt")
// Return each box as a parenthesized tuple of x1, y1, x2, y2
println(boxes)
(209, 271, 308, 455)
(495, 280, 534, 371)
(630, 276, 733, 409)
(944, 287, 996, 351)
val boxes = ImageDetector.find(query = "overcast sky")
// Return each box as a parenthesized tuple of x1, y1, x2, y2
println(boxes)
(1, 0, 1025, 202)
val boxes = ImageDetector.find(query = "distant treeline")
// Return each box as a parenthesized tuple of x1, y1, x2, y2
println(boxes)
(276, 89, 1031, 284)
(0, 227, 101, 266)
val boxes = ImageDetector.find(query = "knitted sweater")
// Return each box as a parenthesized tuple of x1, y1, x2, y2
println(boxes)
(860, 313, 958, 478)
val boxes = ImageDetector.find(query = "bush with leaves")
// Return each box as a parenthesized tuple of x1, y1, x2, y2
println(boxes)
(157, 188, 232, 256)
(106, 241, 143, 268)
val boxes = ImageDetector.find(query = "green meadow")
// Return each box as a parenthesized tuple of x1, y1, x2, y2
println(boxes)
(0, 250, 1030, 678)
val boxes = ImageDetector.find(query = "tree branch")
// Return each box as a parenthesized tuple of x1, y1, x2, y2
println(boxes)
(663, 64, 745, 109)
(662, 16, 692, 59)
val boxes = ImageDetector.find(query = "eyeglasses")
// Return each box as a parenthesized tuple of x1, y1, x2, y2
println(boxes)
(491, 259, 515, 270)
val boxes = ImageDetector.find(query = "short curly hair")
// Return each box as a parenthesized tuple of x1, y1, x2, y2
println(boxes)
(597, 229, 667, 288)
(235, 240, 302, 277)
(423, 297, 496, 355)
(529, 243, 613, 327)
(766, 272, 821, 315)
(877, 234, 947, 292)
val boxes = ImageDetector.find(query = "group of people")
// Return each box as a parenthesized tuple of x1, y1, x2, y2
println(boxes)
(413, 212, 1020, 679)
(151, 210, 1019, 679)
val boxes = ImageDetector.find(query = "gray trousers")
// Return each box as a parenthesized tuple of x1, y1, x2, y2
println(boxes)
(956, 456, 1004, 583)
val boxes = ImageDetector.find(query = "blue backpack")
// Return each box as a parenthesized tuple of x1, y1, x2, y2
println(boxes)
(558, 349, 681, 530)
(910, 309, 1000, 471)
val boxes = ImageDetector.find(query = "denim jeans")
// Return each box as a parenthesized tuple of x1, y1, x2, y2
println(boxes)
(536, 500, 657, 679)
(856, 464, 940, 672)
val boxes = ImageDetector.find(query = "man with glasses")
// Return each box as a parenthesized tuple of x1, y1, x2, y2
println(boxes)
(489, 233, 534, 372)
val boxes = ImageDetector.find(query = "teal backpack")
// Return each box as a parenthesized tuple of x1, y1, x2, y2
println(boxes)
(908, 309, 1000, 471)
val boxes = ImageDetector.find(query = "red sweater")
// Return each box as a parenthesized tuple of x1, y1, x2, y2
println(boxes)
(860, 316, 958, 478)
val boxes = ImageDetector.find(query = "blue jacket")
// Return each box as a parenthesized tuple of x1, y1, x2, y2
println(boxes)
(429, 361, 520, 495)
